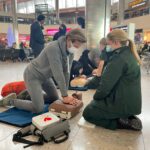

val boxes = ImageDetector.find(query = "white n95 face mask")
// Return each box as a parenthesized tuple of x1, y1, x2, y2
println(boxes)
(68, 42, 79, 54)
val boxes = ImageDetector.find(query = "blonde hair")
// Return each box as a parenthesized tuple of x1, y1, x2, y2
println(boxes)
(107, 29, 141, 65)
(100, 38, 107, 46)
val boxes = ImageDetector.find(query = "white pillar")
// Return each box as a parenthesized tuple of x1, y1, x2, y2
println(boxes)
(11, 0, 19, 47)
(86, 0, 111, 50)
(118, 0, 125, 25)
(86, 0, 111, 66)
(55, 0, 59, 21)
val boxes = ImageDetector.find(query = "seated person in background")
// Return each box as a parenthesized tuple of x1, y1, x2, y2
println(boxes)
(86, 38, 113, 89)
(83, 29, 142, 131)
(19, 42, 26, 61)
(79, 49, 97, 76)
(12, 42, 17, 49)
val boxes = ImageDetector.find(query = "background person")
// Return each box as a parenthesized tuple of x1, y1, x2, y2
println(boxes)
(29, 14, 45, 58)
(53, 24, 67, 41)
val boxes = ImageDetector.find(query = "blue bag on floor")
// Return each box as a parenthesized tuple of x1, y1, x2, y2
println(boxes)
(0, 105, 49, 127)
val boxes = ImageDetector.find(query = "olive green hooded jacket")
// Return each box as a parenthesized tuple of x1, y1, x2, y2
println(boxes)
(92, 46, 142, 116)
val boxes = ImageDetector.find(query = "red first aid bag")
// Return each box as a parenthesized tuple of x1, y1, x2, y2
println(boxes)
(1, 81, 26, 97)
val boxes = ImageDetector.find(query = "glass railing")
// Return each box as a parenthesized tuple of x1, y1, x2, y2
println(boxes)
(0, 13, 81, 25)
(124, 7, 150, 19)
(0, 16, 34, 24)
(111, 7, 150, 21)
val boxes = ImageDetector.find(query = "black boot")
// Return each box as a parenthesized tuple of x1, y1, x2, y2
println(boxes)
(117, 116, 142, 131)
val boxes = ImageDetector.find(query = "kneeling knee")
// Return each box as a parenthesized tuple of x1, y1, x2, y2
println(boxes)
(83, 106, 91, 120)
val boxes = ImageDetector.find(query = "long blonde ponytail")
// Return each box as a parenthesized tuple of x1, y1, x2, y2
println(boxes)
(128, 39, 142, 65)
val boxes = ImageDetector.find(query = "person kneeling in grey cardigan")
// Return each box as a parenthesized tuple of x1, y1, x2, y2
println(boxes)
(0, 29, 86, 113)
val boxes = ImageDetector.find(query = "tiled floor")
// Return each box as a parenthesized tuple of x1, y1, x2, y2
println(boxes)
(0, 61, 150, 150)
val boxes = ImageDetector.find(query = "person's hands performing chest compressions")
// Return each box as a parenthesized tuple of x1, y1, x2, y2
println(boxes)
(62, 96, 80, 106)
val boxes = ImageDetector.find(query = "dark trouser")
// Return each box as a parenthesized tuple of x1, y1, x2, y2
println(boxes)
(19, 49, 26, 61)
(83, 103, 118, 130)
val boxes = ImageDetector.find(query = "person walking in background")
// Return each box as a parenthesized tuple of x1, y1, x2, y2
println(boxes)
(53, 24, 67, 41)
(29, 14, 45, 58)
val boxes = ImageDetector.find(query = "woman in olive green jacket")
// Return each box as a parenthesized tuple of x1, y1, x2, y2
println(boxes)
(83, 29, 142, 130)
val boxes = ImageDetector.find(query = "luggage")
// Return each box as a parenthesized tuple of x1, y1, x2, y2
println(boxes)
(1, 81, 26, 97)
(13, 112, 70, 148)
(49, 100, 83, 119)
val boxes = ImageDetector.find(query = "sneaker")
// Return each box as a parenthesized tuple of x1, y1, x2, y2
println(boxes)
(17, 90, 30, 99)
(0, 93, 17, 106)
(118, 116, 142, 131)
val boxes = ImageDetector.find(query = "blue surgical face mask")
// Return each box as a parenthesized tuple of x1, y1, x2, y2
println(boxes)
(106, 45, 112, 52)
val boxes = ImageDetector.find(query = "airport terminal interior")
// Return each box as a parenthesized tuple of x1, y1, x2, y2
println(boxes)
(0, 0, 150, 150)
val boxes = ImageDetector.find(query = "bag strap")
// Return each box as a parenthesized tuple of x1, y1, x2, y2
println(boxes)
(52, 131, 69, 144)
(12, 125, 44, 148)
(23, 136, 44, 148)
